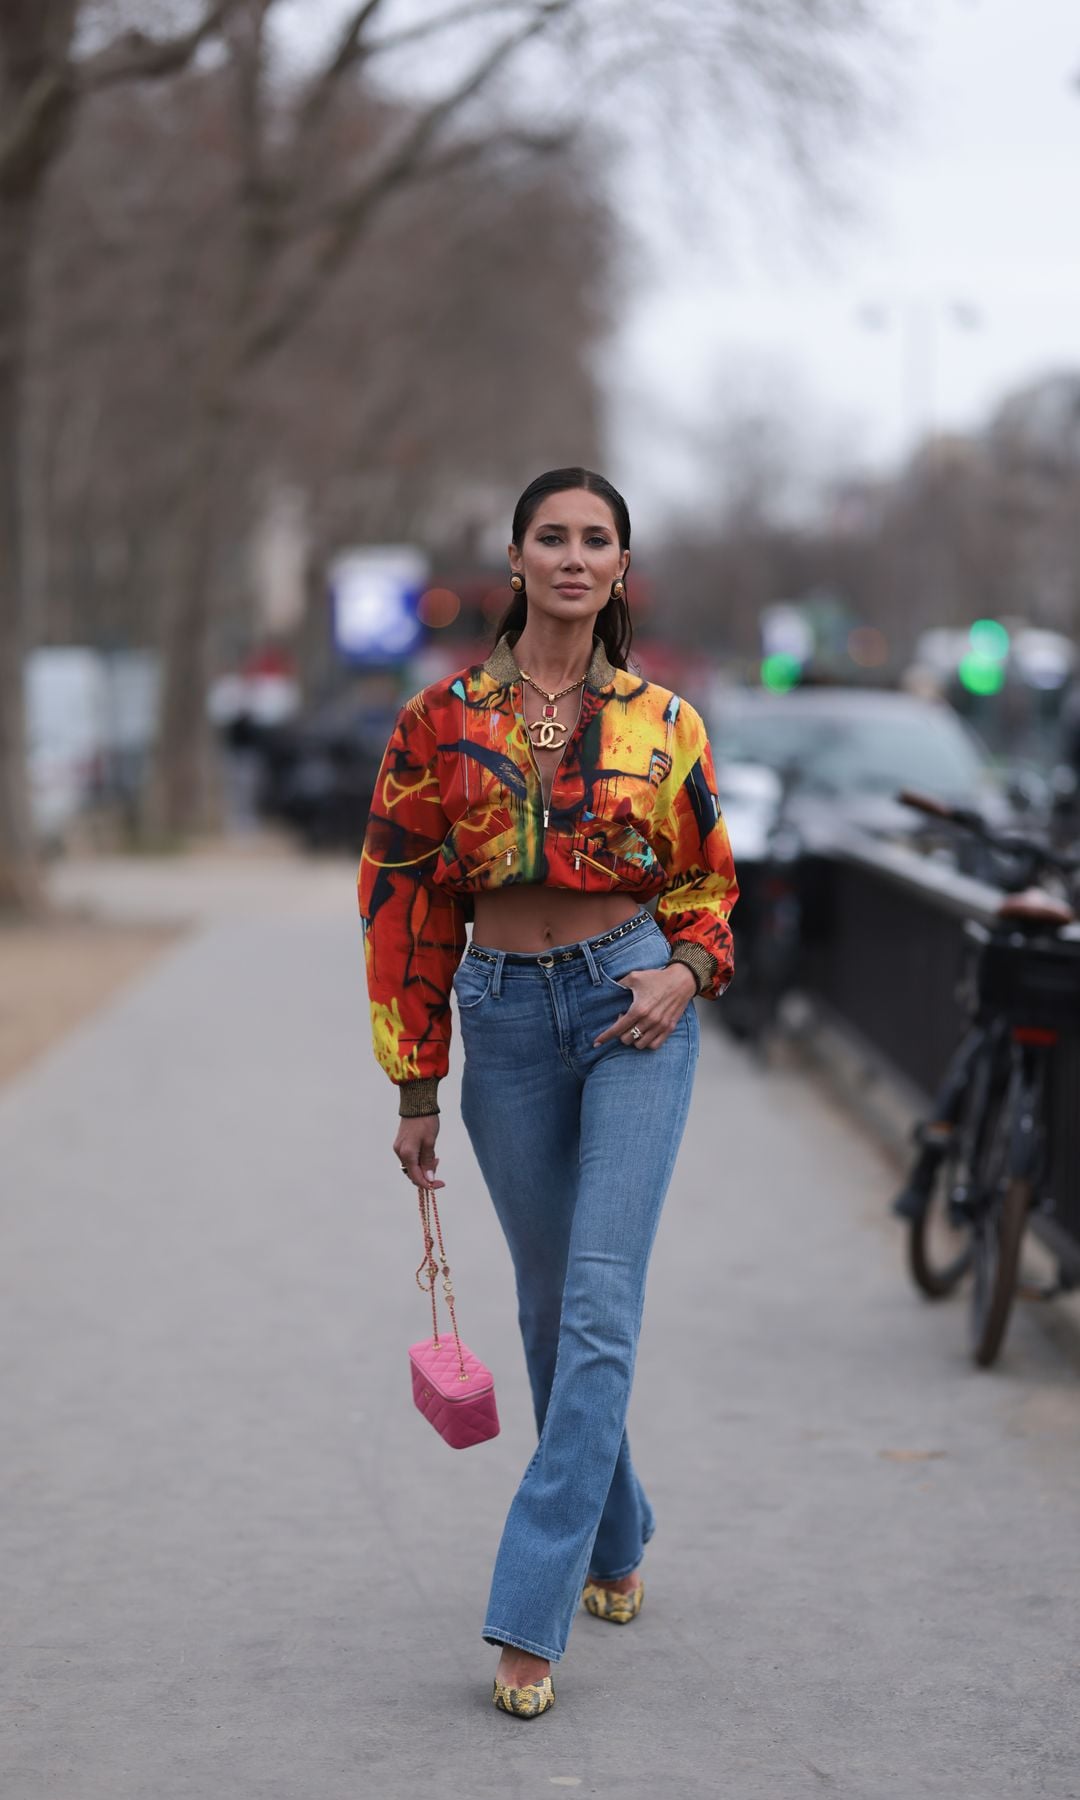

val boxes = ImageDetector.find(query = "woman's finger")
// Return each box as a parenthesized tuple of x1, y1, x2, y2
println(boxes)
(624, 1022, 667, 1048)
(593, 994, 645, 1046)
(394, 1133, 445, 1189)
(618, 1014, 664, 1047)
(593, 974, 690, 1049)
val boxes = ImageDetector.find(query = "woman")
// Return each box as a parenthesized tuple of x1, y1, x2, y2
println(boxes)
(358, 468, 737, 1718)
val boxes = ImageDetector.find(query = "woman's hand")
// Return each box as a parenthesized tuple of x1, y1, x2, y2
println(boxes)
(394, 1114, 444, 1189)
(593, 962, 697, 1051)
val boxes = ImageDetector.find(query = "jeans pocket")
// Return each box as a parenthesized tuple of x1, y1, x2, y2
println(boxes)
(596, 931, 671, 991)
(453, 958, 495, 1010)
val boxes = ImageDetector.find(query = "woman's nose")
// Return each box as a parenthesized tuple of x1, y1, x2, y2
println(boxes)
(561, 547, 586, 570)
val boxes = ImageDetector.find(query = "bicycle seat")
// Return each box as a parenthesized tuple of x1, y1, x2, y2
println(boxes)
(995, 887, 1075, 927)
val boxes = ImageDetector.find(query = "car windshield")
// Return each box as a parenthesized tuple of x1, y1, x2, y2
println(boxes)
(713, 702, 989, 800)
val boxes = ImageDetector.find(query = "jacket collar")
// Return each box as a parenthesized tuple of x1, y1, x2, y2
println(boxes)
(481, 631, 616, 694)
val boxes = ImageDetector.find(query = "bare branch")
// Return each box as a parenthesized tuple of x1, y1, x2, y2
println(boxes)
(245, 1, 570, 367)
(293, 0, 533, 151)
(299, 121, 573, 234)
(79, 1, 241, 91)
(0, 2, 242, 196)
(364, 0, 539, 58)
(294, 0, 387, 138)
(0, 66, 74, 198)
(234, 0, 280, 294)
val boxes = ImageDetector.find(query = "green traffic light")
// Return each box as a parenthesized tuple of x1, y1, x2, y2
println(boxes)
(958, 652, 1006, 696)
(969, 618, 1010, 661)
(760, 654, 803, 693)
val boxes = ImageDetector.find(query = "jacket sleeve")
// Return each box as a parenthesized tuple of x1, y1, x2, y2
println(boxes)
(651, 699, 738, 999)
(357, 692, 466, 1116)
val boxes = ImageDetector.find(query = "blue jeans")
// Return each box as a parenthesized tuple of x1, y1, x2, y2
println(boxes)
(453, 906, 699, 1663)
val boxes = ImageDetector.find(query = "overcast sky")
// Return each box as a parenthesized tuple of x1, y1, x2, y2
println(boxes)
(611, 0, 1080, 529)
(283, 0, 1079, 533)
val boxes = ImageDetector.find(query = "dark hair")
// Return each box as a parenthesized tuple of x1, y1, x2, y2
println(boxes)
(492, 467, 634, 671)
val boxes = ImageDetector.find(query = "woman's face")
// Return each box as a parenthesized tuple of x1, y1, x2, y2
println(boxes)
(509, 488, 629, 627)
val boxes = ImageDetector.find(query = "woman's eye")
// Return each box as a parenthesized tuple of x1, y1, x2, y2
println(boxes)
(538, 534, 611, 547)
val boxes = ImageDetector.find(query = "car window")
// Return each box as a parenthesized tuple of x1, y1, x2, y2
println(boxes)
(714, 712, 830, 769)
(802, 715, 986, 797)
(714, 703, 988, 799)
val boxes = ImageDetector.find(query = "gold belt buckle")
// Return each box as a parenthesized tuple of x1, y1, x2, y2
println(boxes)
(537, 953, 555, 969)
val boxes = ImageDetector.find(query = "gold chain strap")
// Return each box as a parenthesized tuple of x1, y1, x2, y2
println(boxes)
(415, 1186, 468, 1382)
(518, 668, 586, 704)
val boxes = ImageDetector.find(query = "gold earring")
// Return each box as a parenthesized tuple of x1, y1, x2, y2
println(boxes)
(510, 573, 525, 592)
(612, 579, 626, 601)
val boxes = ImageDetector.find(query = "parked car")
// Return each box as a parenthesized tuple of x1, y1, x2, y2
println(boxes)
(709, 685, 1011, 843)
(258, 694, 400, 849)
(707, 685, 1015, 1042)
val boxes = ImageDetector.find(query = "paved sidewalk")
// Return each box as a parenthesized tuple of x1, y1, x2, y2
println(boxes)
(3, 853, 1079, 1800)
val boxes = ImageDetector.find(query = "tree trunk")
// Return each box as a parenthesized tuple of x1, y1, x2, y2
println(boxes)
(143, 392, 231, 841)
(0, 191, 45, 912)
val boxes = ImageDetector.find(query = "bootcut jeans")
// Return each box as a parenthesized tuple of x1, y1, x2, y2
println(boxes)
(453, 905, 700, 1663)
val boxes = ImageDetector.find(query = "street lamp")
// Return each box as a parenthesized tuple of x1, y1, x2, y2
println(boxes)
(855, 297, 984, 453)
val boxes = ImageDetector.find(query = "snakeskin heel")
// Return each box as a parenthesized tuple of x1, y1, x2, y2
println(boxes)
(492, 1675, 555, 1718)
(582, 1578, 645, 1624)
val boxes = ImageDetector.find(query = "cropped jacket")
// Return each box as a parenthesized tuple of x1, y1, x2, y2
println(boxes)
(357, 632, 738, 1115)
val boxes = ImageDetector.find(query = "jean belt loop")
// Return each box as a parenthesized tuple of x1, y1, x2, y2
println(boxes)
(580, 938, 603, 985)
(491, 948, 506, 999)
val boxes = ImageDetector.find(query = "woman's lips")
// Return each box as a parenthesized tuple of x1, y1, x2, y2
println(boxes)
(555, 583, 589, 595)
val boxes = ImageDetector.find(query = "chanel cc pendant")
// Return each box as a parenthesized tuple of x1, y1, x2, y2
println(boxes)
(528, 716, 569, 749)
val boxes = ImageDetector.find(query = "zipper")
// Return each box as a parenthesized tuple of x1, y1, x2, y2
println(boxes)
(519, 680, 581, 830)
(574, 838, 656, 879)
(573, 847, 619, 881)
(470, 844, 517, 877)
(521, 722, 552, 828)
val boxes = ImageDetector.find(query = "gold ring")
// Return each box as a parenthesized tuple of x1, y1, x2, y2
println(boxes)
(629, 1025, 642, 1041)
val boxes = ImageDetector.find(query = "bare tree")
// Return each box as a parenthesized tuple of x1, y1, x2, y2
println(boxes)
(3, 0, 894, 904)
(143, 0, 893, 836)
(0, 0, 237, 909)
(30, 72, 611, 659)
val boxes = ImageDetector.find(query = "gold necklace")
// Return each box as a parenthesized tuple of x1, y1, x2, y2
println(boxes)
(518, 667, 587, 749)
(524, 683, 585, 828)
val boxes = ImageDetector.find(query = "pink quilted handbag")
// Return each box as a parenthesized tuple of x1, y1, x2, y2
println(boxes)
(409, 1186, 499, 1450)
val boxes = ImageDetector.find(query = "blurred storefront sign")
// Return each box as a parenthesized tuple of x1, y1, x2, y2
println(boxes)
(329, 546, 429, 663)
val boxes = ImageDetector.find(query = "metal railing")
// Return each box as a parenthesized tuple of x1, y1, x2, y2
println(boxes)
(799, 833, 1080, 1279)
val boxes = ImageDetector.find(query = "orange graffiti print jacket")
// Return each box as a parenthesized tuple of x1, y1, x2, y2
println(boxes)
(358, 632, 738, 1115)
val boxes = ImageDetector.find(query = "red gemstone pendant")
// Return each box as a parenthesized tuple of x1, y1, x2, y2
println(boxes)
(542, 703, 556, 718)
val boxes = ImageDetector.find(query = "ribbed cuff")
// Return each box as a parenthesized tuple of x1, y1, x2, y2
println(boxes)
(668, 942, 720, 997)
(397, 1077, 440, 1118)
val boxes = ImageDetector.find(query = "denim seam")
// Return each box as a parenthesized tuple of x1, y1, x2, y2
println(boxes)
(587, 1553, 644, 1582)
(482, 1627, 563, 1663)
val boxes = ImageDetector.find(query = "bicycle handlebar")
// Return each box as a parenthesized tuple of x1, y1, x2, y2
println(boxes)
(898, 789, 980, 828)
(896, 788, 1080, 879)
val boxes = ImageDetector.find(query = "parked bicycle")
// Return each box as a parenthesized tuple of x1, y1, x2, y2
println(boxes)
(892, 789, 1080, 1367)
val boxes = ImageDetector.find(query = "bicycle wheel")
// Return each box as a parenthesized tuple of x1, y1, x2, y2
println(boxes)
(907, 1058, 994, 1298)
(969, 1067, 1032, 1368)
(908, 1137, 973, 1298)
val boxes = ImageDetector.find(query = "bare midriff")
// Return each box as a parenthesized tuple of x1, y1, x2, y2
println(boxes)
(471, 884, 642, 953)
